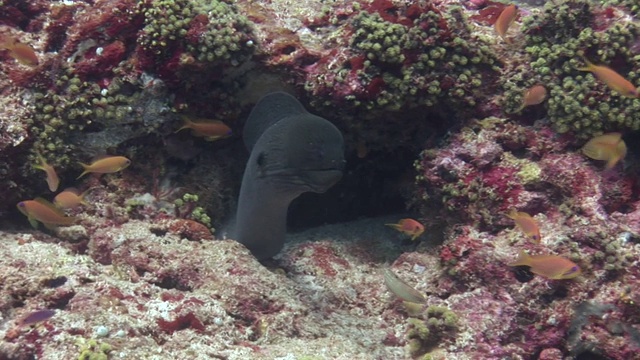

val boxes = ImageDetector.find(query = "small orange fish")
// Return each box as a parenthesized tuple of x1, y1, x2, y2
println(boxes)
(175, 116, 232, 141)
(385, 218, 425, 241)
(518, 85, 547, 110)
(507, 210, 541, 243)
(53, 187, 90, 209)
(33, 152, 59, 192)
(581, 132, 627, 169)
(509, 251, 581, 280)
(577, 58, 638, 98)
(0, 37, 38, 66)
(495, 4, 518, 42)
(77, 156, 131, 179)
(17, 198, 75, 228)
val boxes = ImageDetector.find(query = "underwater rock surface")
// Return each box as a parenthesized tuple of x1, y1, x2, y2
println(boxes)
(1, 0, 640, 358)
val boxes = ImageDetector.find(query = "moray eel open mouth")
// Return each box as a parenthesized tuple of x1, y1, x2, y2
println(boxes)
(233, 92, 345, 260)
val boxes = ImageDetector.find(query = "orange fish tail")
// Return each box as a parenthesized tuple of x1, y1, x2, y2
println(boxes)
(385, 223, 401, 231)
(577, 56, 594, 72)
(508, 251, 530, 267)
(76, 163, 90, 179)
(605, 155, 620, 169)
(0, 38, 12, 50)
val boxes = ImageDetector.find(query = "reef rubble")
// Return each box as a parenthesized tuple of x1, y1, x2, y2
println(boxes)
(1, 0, 640, 359)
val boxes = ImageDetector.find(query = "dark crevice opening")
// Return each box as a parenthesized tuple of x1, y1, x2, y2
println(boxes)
(287, 146, 416, 230)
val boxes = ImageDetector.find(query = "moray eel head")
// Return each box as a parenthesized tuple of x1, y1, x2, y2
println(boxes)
(255, 113, 345, 195)
(234, 92, 345, 260)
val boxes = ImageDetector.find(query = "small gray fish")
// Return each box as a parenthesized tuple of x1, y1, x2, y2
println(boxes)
(383, 268, 427, 304)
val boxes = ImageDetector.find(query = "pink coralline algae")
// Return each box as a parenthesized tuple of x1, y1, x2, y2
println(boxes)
(409, 113, 640, 357)
(2, 0, 640, 359)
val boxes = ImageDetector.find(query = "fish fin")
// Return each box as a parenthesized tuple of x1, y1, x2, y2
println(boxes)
(605, 154, 620, 169)
(79, 187, 97, 201)
(28, 217, 39, 229)
(506, 209, 519, 220)
(385, 223, 401, 231)
(63, 187, 80, 195)
(576, 56, 594, 72)
(204, 135, 224, 142)
(174, 125, 189, 134)
(0, 37, 14, 50)
(76, 162, 90, 179)
(175, 116, 194, 133)
(33, 197, 66, 217)
(33, 150, 47, 171)
(508, 251, 530, 267)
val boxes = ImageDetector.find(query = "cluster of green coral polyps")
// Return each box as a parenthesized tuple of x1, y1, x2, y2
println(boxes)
(305, 4, 497, 112)
(593, 233, 636, 272)
(406, 305, 459, 358)
(504, 0, 640, 138)
(77, 338, 112, 360)
(188, 1, 254, 65)
(175, 193, 212, 228)
(31, 68, 141, 162)
(137, 0, 192, 54)
(138, 0, 254, 66)
(27, 69, 138, 174)
(352, 12, 409, 65)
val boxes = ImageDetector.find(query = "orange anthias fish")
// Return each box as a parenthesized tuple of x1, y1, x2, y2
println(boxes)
(385, 218, 425, 241)
(0, 37, 38, 66)
(507, 210, 541, 243)
(175, 116, 232, 142)
(581, 132, 627, 169)
(17, 198, 75, 229)
(53, 188, 90, 209)
(509, 251, 581, 280)
(77, 156, 131, 179)
(33, 152, 59, 192)
(495, 4, 518, 42)
(518, 85, 547, 111)
(577, 58, 638, 98)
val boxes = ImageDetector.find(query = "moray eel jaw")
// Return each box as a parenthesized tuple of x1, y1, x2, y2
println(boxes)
(259, 167, 344, 194)
(234, 93, 345, 260)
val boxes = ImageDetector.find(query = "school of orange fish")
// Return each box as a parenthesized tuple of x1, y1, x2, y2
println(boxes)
(8, 3, 634, 281)
(384, 3, 634, 285)
(17, 114, 232, 229)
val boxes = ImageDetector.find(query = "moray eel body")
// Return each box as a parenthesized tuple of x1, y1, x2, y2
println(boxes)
(234, 92, 345, 259)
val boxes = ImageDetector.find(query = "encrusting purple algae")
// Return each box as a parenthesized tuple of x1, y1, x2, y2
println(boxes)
(1, 0, 640, 359)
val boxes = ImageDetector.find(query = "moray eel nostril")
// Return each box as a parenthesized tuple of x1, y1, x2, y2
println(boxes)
(233, 92, 345, 260)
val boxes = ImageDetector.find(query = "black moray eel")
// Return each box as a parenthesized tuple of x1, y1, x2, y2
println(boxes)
(234, 92, 345, 260)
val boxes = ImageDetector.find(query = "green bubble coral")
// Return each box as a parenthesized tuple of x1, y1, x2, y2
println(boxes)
(77, 339, 112, 360)
(406, 305, 459, 357)
(506, 0, 640, 138)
